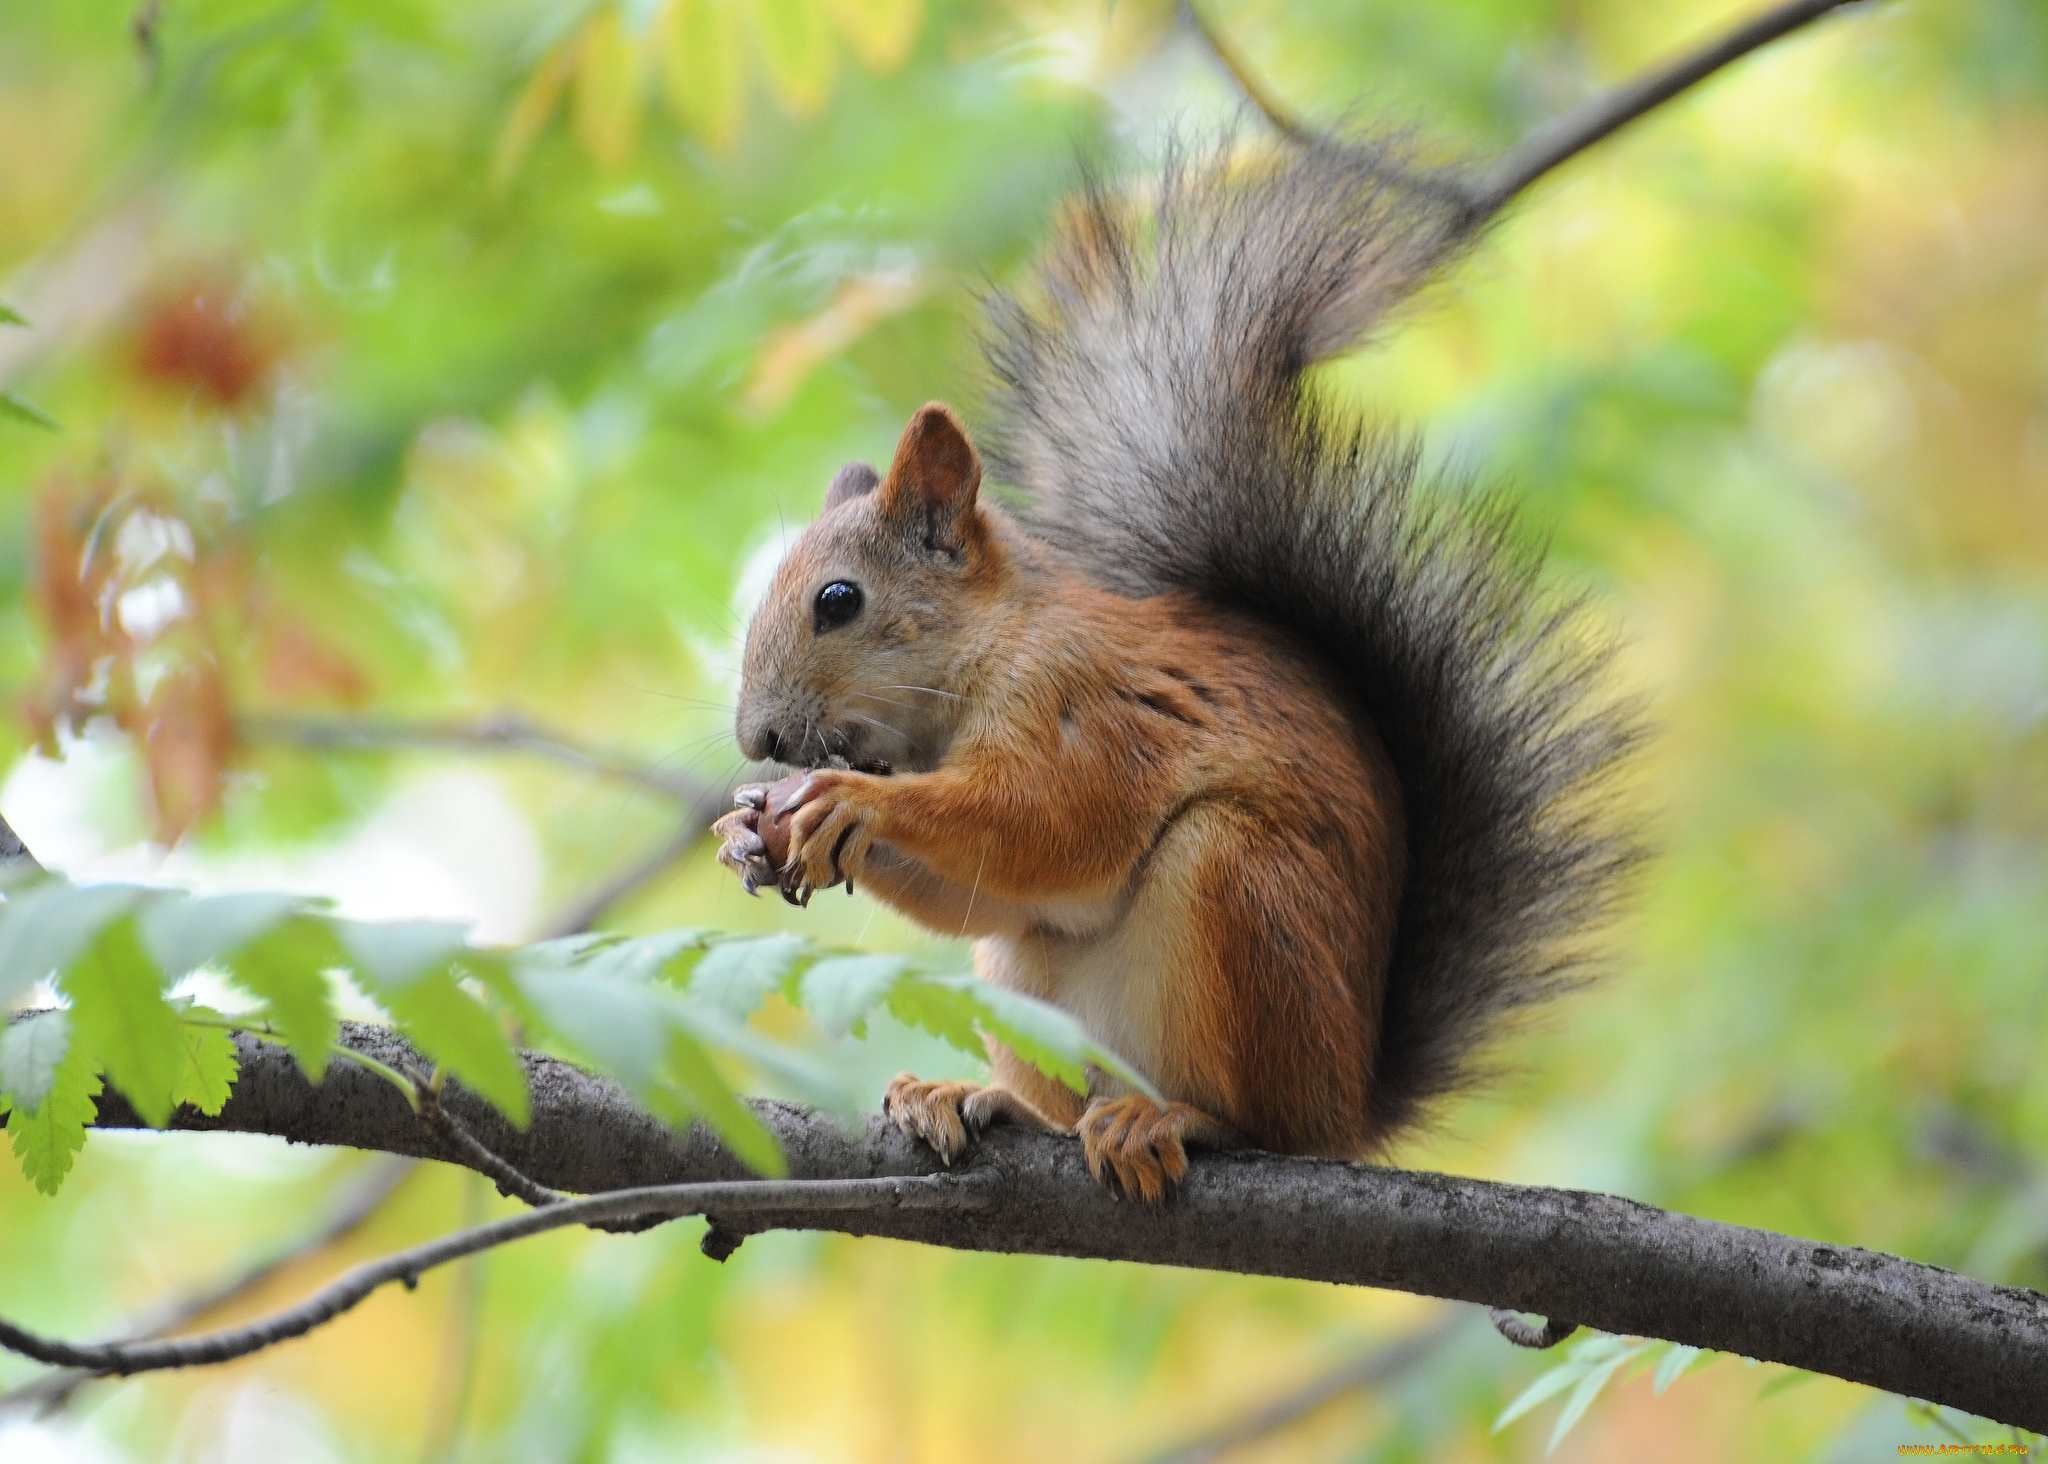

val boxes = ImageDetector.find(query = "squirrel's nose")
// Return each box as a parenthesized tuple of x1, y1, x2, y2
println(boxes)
(736, 711, 783, 764)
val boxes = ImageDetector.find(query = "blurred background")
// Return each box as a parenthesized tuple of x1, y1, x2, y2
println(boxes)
(1, 0, 2046, 1459)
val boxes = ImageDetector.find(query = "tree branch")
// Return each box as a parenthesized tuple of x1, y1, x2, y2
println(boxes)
(80, 1025, 2048, 1429)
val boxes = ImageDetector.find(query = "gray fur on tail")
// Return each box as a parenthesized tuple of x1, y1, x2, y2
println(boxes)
(978, 137, 1641, 1140)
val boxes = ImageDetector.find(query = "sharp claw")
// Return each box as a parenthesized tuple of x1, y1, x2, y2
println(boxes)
(735, 787, 767, 810)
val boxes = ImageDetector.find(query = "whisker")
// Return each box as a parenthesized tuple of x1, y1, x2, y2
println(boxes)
(878, 684, 969, 702)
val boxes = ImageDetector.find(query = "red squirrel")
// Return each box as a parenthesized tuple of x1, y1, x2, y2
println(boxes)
(712, 139, 1636, 1201)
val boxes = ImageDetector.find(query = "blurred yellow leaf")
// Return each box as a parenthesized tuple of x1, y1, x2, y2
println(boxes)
(655, 0, 747, 150)
(750, 0, 838, 120)
(824, 0, 923, 71)
(743, 269, 926, 413)
(490, 37, 576, 187)
(571, 4, 647, 172)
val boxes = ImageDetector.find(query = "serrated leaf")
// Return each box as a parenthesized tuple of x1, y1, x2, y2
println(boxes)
(169, 1009, 239, 1115)
(7, 1039, 100, 1194)
(579, 928, 707, 987)
(225, 916, 343, 1080)
(0, 882, 155, 1006)
(1652, 1343, 1704, 1394)
(60, 917, 186, 1127)
(798, 952, 910, 1036)
(378, 972, 528, 1126)
(661, 1023, 785, 1177)
(335, 917, 470, 991)
(687, 932, 804, 1019)
(0, 1007, 70, 1112)
(139, 890, 303, 982)
(0, 302, 26, 327)
(0, 392, 58, 431)
(1494, 1357, 1591, 1432)
(1548, 1352, 1631, 1453)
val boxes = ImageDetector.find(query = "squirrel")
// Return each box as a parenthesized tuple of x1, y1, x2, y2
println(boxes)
(710, 138, 1637, 1201)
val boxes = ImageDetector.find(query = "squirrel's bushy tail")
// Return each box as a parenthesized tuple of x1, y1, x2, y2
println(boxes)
(980, 137, 1641, 1140)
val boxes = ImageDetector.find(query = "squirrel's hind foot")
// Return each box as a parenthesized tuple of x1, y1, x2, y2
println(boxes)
(1077, 1095, 1236, 1204)
(883, 1073, 1062, 1166)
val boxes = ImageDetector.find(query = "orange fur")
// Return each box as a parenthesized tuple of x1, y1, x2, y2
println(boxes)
(720, 403, 1404, 1198)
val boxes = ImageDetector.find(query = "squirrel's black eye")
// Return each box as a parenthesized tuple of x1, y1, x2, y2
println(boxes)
(813, 580, 864, 632)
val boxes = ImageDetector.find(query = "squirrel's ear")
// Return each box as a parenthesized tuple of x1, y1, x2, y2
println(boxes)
(878, 402, 982, 550)
(824, 461, 880, 511)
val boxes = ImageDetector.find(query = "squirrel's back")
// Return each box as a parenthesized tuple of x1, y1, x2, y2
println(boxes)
(979, 136, 1641, 1140)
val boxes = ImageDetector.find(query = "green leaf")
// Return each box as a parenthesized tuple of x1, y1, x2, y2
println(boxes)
(660, 1023, 785, 1177)
(6, 1038, 100, 1194)
(685, 932, 804, 1019)
(0, 391, 58, 431)
(169, 1009, 240, 1115)
(378, 972, 528, 1126)
(0, 302, 26, 326)
(885, 972, 1160, 1100)
(140, 891, 304, 981)
(1652, 1343, 1704, 1394)
(0, 1007, 70, 1112)
(1548, 1351, 1633, 1453)
(515, 966, 785, 1172)
(798, 953, 911, 1036)
(225, 915, 344, 1081)
(1495, 1357, 1591, 1432)
(0, 881, 155, 1006)
(518, 969, 674, 1091)
(335, 918, 471, 991)
(60, 917, 186, 1127)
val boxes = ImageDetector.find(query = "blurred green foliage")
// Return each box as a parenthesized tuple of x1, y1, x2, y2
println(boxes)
(2, 0, 2046, 1459)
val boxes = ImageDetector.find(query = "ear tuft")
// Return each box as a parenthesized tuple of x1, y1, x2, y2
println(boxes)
(824, 461, 880, 511)
(878, 403, 982, 548)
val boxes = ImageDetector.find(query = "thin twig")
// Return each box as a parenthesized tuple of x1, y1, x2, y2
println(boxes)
(1183, 0, 1869, 224)
(1140, 1314, 1461, 1464)
(1179, 1, 1311, 141)
(0, 1172, 997, 1377)
(1468, 0, 1867, 215)
(244, 711, 737, 937)
(240, 711, 717, 808)
(0, 1156, 415, 1415)
(412, 1073, 562, 1209)
(539, 816, 715, 939)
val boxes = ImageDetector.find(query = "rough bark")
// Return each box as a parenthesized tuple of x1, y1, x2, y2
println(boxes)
(88, 1024, 2048, 1428)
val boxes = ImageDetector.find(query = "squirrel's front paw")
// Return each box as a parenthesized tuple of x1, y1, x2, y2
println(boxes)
(1076, 1095, 1210, 1203)
(883, 1073, 1001, 1166)
(775, 769, 880, 899)
(712, 786, 788, 899)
